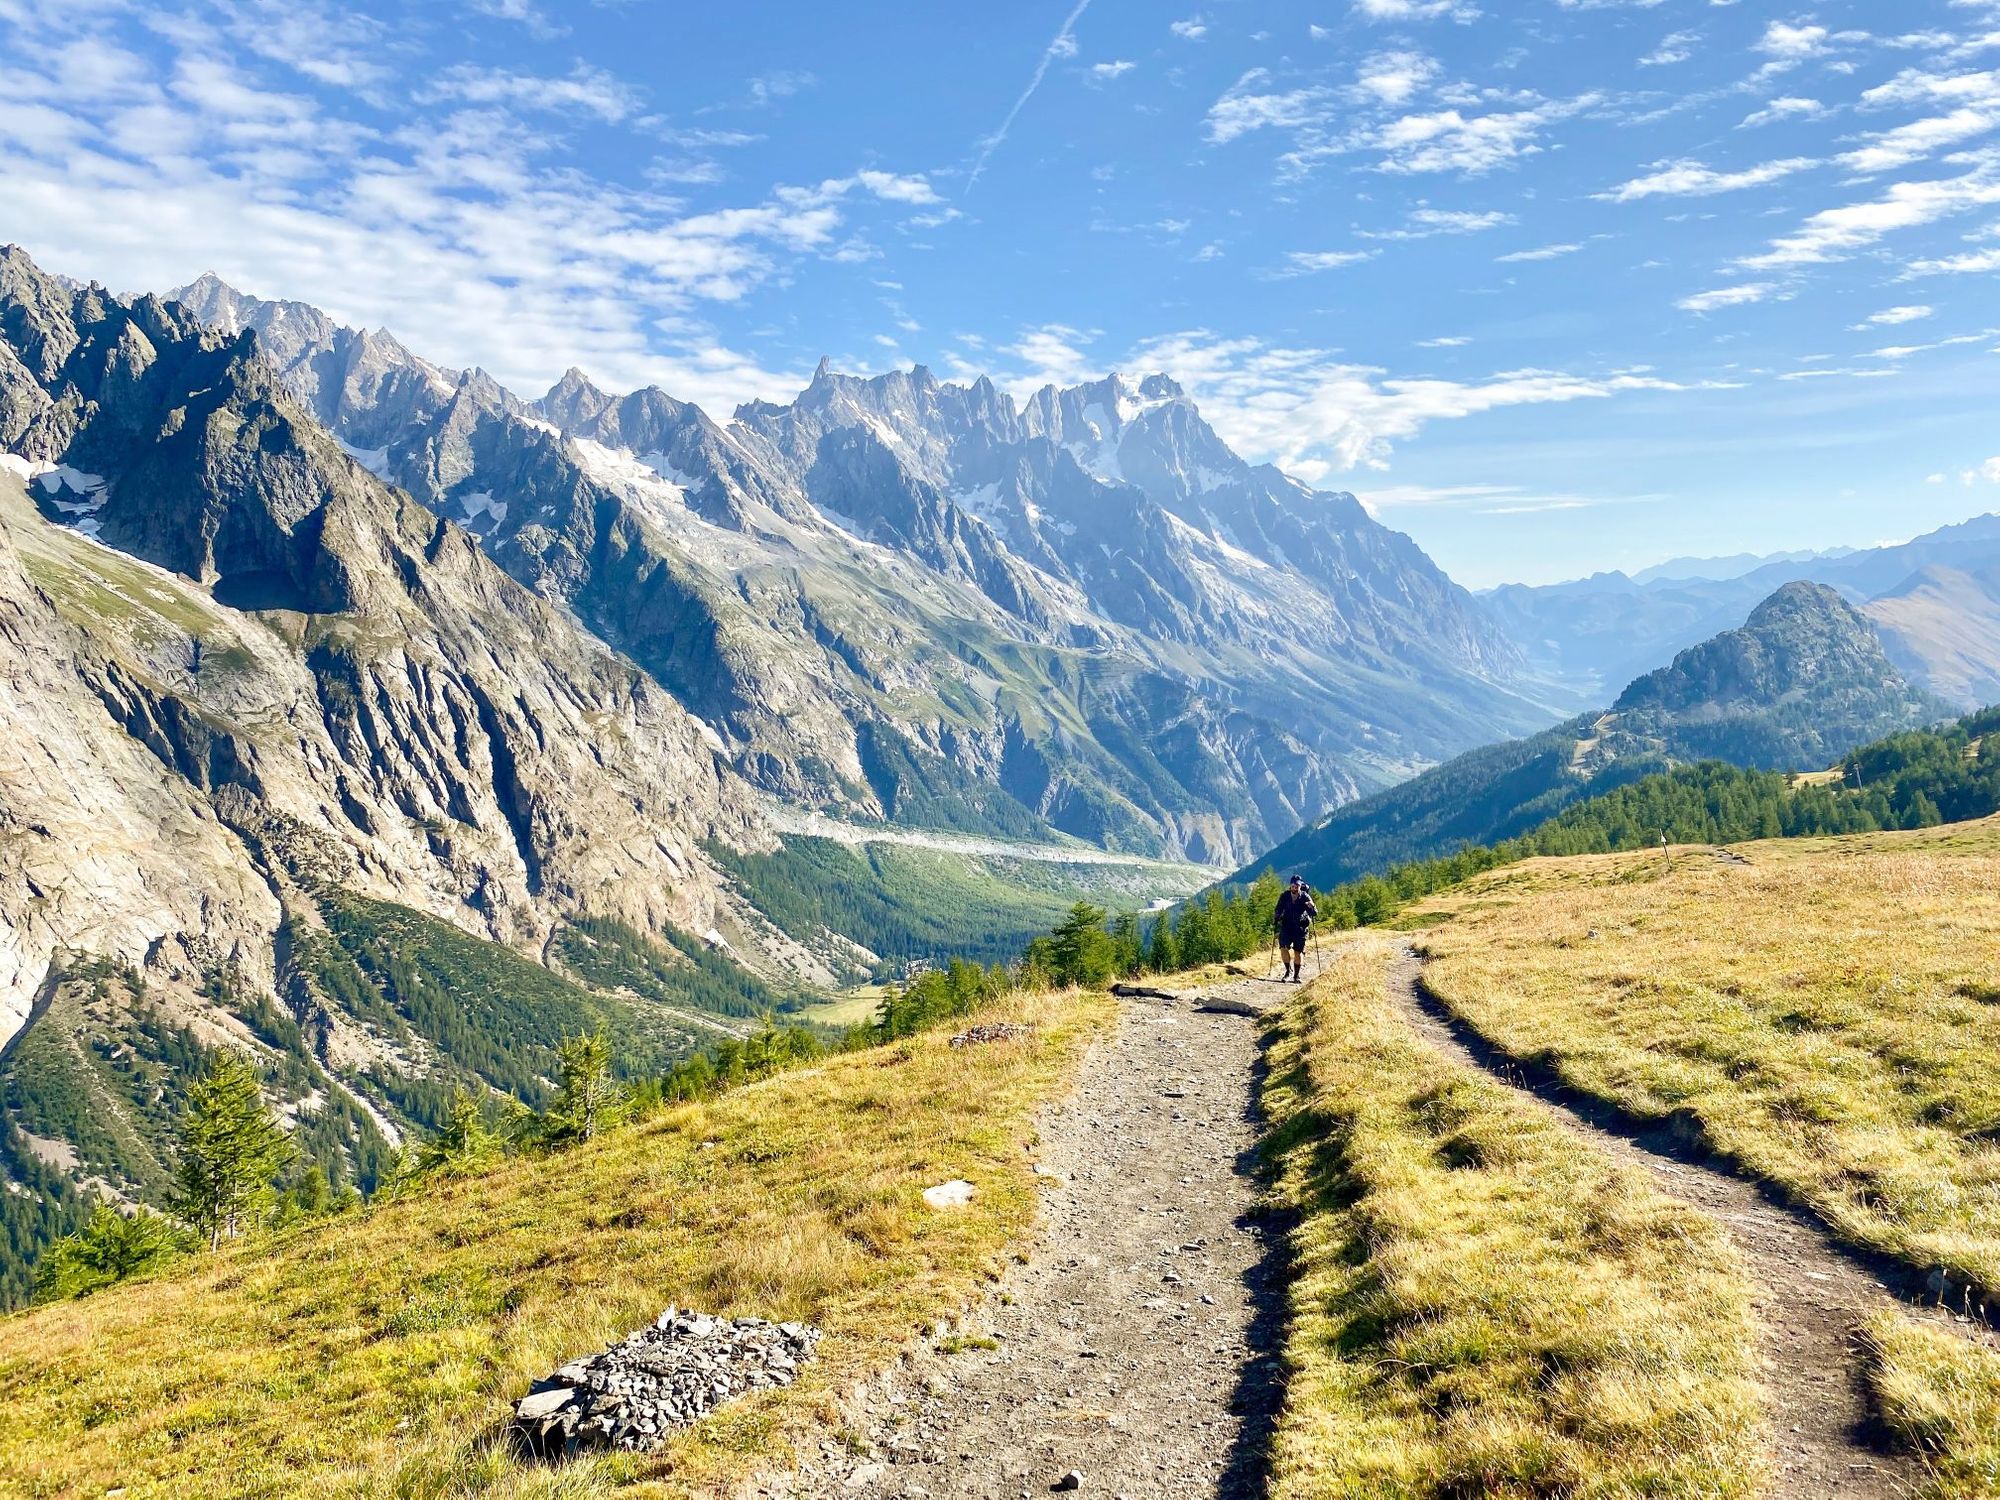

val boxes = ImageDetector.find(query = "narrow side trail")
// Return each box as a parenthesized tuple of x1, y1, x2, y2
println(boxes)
(1386, 947, 1964, 1500)
(781, 952, 1320, 1500)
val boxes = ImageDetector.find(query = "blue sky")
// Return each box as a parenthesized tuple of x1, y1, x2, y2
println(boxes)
(1, 0, 1998, 585)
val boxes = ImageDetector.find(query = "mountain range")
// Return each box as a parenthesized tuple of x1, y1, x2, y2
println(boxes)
(171, 272, 1550, 869)
(1239, 579, 1944, 891)
(3, 241, 1998, 1302)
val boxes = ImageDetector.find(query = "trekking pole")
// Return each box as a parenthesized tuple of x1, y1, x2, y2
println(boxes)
(1310, 923, 1325, 977)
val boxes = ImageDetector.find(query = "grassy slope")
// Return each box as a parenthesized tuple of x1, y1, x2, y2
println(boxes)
(1409, 820, 2000, 1496)
(1263, 935, 1763, 1498)
(0, 989, 1112, 1500)
(1413, 818, 2000, 1290)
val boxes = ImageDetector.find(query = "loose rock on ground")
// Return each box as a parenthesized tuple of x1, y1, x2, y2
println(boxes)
(513, 1308, 821, 1457)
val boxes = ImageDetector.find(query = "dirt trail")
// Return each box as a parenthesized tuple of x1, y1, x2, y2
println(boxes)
(772, 943, 1985, 1499)
(777, 952, 1321, 1500)
(1385, 947, 1969, 1500)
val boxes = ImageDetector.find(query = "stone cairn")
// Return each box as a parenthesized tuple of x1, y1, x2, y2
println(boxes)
(512, 1308, 822, 1457)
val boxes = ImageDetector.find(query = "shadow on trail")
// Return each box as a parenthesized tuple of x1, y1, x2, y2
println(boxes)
(1213, 1026, 1291, 1500)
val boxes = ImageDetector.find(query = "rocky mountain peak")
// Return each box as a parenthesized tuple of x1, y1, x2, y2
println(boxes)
(1615, 579, 1924, 720)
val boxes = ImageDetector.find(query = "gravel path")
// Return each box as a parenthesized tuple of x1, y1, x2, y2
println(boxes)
(1388, 947, 1988, 1500)
(779, 953, 1319, 1499)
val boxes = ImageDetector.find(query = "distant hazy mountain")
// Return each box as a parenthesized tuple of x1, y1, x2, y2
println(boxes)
(1235, 580, 1941, 890)
(1630, 546, 1854, 586)
(1485, 516, 2000, 710)
(172, 274, 1553, 865)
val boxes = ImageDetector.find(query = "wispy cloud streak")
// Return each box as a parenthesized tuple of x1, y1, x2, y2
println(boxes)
(966, 0, 1092, 193)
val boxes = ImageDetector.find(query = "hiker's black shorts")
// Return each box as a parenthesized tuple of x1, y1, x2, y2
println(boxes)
(1279, 927, 1310, 950)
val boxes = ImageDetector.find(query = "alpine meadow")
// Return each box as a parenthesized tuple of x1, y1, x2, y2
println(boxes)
(5, 1, 2000, 1497)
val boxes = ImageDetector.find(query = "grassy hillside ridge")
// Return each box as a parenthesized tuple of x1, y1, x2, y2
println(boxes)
(1412, 818, 2000, 1297)
(0, 987, 1113, 1499)
(1262, 935, 1764, 1497)
(1280, 706, 1999, 934)
(0, 891, 806, 1308)
(1239, 581, 1947, 892)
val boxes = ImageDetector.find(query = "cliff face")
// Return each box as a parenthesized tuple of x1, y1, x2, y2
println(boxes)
(0, 248, 787, 1056)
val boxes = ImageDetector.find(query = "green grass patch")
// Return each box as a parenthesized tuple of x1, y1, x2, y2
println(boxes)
(1262, 934, 1764, 1498)
(1865, 1314, 2000, 1498)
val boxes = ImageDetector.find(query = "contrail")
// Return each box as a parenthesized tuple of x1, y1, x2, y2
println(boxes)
(965, 0, 1092, 195)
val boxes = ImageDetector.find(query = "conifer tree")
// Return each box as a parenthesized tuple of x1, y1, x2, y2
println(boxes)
(412, 1086, 500, 1176)
(173, 1053, 297, 1251)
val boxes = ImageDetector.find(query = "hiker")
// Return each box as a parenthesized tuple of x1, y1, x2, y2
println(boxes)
(1274, 874, 1317, 983)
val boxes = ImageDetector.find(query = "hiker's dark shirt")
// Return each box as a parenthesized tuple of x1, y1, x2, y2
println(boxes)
(1275, 887, 1317, 942)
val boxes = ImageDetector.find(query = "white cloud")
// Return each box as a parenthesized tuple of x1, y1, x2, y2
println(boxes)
(1866, 330, 1994, 359)
(1740, 96, 1825, 128)
(1370, 100, 1588, 176)
(1840, 108, 2000, 174)
(1677, 281, 1782, 312)
(1758, 21, 1829, 62)
(1858, 305, 1936, 328)
(1742, 152, 2000, 267)
(1952, 457, 2000, 483)
(1351, 50, 1441, 106)
(853, 169, 942, 204)
(1281, 249, 1380, 273)
(1902, 244, 2000, 274)
(1497, 241, 1585, 261)
(1171, 16, 1208, 40)
(1351, 0, 1481, 21)
(1090, 60, 1137, 80)
(1598, 156, 1815, 201)
(424, 63, 640, 123)
(1117, 331, 1724, 476)
(1205, 71, 1333, 144)
(1642, 31, 1699, 66)
(1417, 335, 1472, 347)
(1359, 206, 1512, 239)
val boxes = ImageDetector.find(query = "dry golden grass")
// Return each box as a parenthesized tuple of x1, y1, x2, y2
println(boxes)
(0, 989, 1112, 1500)
(1866, 1314, 2000, 1498)
(1263, 933, 1764, 1499)
(1415, 819, 2000, 1293)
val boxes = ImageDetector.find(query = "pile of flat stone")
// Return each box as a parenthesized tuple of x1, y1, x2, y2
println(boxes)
(948, 1021, 1034, 1048)
(512, 1307, 822, 1457)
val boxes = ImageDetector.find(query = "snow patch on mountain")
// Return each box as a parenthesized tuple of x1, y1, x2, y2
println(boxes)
(459, 491, 508, 528)
(336, 440, 391, 479)
(35, 466, 107, 538)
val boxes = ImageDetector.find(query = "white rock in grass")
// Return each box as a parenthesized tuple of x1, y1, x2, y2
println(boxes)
(922, 1179, 976, 1209)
